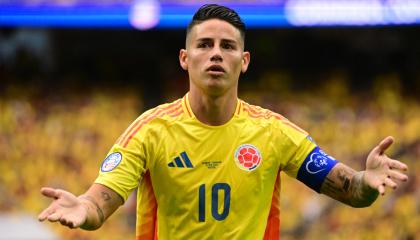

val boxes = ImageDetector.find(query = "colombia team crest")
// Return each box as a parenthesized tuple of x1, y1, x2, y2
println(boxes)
(234, 144, 262, 171)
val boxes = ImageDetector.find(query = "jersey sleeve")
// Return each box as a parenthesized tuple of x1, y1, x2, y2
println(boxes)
(94, 125, 150, 202)
(276, 121, 338, 193)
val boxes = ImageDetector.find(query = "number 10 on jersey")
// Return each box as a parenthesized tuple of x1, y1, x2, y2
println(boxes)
(198, 183, 231, 222)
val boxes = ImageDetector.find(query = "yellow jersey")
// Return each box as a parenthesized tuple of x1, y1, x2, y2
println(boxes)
(95, 93, 338, 240)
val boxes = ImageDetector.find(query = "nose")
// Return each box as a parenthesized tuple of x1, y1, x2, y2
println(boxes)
(210, 46, 223, 62)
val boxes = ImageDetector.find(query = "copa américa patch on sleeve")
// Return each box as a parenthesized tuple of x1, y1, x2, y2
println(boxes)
(297, 146, 338, 193)
(101, 152, 122, 172)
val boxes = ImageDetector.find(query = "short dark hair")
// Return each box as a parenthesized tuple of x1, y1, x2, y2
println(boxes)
(186, 4, 246, 42)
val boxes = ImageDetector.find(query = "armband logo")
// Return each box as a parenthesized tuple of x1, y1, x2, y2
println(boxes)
(297, 146, 338, 192)
(101, 152, 122, 172)
(306, 149, 336, 174)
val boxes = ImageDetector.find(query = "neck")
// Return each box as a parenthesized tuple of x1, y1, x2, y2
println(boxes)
(188, 89, 237, 126)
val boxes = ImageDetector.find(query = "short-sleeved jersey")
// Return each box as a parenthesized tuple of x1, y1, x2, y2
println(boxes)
(95, 93, 337, 240)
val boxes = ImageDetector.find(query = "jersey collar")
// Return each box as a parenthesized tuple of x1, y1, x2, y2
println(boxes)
(182, 92, 243, 120)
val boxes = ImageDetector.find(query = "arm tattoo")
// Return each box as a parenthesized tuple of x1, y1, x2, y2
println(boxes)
(101, 192, 111, 201)
(348, 171, 379, 207)
(80, 195, 105, 223)
(322, 177, 346, 196)
(337, 168, 351, 192)
(321, 164, 378, 208)
(322, 167, 353, 197)
(343, 177, 350, 192)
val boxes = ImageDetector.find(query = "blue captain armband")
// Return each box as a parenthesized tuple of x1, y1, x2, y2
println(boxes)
(297, 146, 338, 193)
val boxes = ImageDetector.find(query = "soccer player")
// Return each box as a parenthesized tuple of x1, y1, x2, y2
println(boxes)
(38, 4, 408, 239)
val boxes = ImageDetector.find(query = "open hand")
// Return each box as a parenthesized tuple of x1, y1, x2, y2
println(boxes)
(38, 187, 87, 228)
(364, 136, 408, 195)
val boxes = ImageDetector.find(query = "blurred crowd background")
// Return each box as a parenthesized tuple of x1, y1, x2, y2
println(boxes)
(1, 24, 419, 239)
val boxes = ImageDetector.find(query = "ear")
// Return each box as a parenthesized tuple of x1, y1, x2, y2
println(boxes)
(241, 51, 250, 73)
(179, 49, 188, 70)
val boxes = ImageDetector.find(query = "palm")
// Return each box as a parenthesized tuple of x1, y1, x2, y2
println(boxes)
(363, 137, 408, 195)
(38, 187, 87, 228)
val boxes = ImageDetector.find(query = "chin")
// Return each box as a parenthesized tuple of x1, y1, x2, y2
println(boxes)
(205, 83, 233, 96)
(191, 75, 235, 96)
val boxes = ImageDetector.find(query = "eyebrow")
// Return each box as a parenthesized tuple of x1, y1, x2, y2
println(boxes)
(196, 38, 238, 45)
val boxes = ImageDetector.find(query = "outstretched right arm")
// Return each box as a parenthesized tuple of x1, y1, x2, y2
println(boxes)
(38, 183, 123, 230)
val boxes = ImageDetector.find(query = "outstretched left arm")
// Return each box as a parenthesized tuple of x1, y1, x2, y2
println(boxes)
(320, 136, 408, 208)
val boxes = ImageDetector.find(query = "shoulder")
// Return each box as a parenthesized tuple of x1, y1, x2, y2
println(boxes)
(241, 101, 294, 128)
(241, 101, 286, 121)
(241, 100, 308, 143)
(116, 98, 184, 147)
(139, 98, 184, 125)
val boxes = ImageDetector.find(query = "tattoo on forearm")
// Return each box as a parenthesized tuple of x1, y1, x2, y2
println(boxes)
(337, 169, 351, 192)
(323, 178, 344, 194)
(101, 192, 111, 201)
(350, 172, 364, 199)
(81, 195, 105, 223)
(343, 178, 350, 192)
(321, 164, 379, 208)
(348, 172, 379, 207)
(321, 164, 378, 207)
(322, 168, 353, 197)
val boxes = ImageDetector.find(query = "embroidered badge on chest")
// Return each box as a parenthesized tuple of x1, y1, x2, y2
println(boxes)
(234, 144, 262, 171)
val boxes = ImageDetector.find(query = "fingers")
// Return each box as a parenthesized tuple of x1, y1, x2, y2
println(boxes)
(38, 207, 56, 221)
(384, 177, 397, 190)
(49, 213, 77, 228)
(40, 209, 77, 228)
(41, 187, 62, 199)
(60, 218, 76, 229)
(389, 160, 408, 172)
(376, 136, 394, 155)
(377, 177, 398, 196)
(39, 187, 62, 221)
(377, 184, 385, 196)
(39, 187, 65, 222)
(376, 178, 396, 196)
(47, 212, 62, 222)
(387, 169, 408, 182)
(376, 170, 408, 196)
(386, 158, 408, 183)
(39, 187, 82, 228)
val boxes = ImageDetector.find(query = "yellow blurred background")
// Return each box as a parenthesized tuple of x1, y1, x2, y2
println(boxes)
(1, 74, 418, 239)
(1, 16, 419, 239)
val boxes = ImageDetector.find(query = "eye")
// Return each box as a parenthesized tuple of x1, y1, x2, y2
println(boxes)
(222, 43, 235, 50)
(197, 42, 211, 48)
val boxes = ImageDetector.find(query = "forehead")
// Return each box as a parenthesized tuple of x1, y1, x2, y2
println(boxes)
(189, 19, 242, 42)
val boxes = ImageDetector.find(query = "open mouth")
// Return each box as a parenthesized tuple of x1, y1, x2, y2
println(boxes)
(206, 65, 225, 74)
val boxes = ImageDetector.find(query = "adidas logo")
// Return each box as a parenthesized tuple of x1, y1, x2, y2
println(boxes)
(168, 151, 194, 168)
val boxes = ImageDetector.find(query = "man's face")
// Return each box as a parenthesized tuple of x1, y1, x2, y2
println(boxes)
(179, 19, 250, 96)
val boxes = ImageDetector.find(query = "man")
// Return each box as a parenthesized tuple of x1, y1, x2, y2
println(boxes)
(38, 4, 408, 240)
